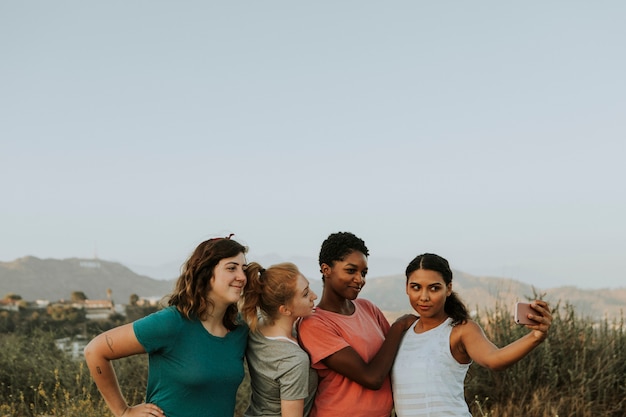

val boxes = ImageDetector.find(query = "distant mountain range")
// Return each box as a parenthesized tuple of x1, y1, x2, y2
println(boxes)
(0, 257, 174, 303)
(1, 256, 624, 322)
(356, 271, 626, 323)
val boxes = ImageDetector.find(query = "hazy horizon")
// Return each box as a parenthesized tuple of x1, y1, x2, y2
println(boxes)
(2, 2, 625, 289)
(3, 252, 624, 292)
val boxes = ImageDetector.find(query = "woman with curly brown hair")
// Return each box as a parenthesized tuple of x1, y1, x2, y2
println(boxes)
(84, 235, 249, 417)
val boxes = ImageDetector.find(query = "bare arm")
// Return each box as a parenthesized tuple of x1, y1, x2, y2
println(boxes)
(460, 300, 551, 371)
(83, 323, 164, 417)
(281, 398, 305, 417)
(321, 313, 417, 390)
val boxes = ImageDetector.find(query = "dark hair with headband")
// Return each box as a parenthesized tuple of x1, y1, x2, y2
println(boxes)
(168, 235, 247, 330)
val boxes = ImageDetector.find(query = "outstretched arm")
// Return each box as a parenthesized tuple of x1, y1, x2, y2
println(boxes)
(84, 323, 164, 417)
(460, 300, 551, 371)
(321, 313, 417, 390)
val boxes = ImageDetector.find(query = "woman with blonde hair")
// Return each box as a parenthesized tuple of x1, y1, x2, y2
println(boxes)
(241, 262, 318, 417)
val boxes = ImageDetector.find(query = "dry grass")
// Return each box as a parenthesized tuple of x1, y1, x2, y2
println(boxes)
(1, 301, 624, 416)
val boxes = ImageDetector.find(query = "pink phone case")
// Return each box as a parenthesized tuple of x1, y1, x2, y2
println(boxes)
(514, 302, 535, 325)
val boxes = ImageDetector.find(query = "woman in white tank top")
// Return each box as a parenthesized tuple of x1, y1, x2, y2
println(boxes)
(391, 253, 552, 417)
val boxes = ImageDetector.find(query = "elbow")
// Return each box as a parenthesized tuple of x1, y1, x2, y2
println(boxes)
(83, 339, 102, 364)
(83, 341, 94, 363)
(360, 375, 387, 391)
(483, 361, 511, 372)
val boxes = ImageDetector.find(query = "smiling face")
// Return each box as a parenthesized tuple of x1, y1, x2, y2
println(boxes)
(406, 268, 452, 321)
(209, 252, 247, 307)
(286, 274, 317, 319)
(322, 250, 368, 301)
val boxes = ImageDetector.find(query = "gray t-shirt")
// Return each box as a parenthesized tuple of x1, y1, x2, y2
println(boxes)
(245, 330, 318, 417)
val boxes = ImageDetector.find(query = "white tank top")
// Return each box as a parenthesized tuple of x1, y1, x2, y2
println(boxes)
(391, 317, 471, 417)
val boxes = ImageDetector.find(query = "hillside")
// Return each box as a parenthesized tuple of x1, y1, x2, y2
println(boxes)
(1, 256, 624, 322)
(354, 271, 626, 322)
(0, 256, 175, 303)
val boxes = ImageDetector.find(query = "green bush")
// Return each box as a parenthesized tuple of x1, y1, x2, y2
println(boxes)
(0, 329, 149, 417)
(1, 302, 624, 416)
(466, 301, 626, 416)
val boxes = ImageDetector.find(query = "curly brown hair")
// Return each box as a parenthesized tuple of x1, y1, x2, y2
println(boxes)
(168, 236, 247, 330)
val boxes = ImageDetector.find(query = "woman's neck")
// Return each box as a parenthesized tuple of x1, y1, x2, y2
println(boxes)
(317, 291, 355, 315)
(201, 303, 229, 337)
(414, 314, 449, 333)
(260, 315, 297, 341)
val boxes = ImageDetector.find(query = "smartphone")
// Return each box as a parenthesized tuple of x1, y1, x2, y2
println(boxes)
(514, 302, 536, 325)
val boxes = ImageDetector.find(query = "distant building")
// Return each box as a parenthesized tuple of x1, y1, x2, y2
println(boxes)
(55, 335, 89, 360)
(137, 296, 163, 307)
(2, 295, 163, 321)
(34, 299, 50, 308)
(0, 299, 20, 312)
(73, 299, 115, 320)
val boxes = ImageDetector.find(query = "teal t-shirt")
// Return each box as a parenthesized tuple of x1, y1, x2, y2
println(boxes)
(133, 306, 249, 417)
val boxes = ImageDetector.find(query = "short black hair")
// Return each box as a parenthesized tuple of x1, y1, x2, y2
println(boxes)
(318, 231, 369, 267)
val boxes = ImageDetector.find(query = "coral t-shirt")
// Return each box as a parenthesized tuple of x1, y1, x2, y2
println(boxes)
(298, 298, 392, 417)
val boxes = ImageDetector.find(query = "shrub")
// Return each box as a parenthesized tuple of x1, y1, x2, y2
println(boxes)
(1, 301, 624, 416)
(466, 302, 626, 416)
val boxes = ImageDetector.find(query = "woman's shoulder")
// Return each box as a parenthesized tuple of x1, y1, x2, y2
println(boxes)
(299, 309, 327, 327)
(355, 298, 377, 308)
(135, 305, 182, 325)
(298, 308, 343, 335)
(158, 305, 182, 317)
(450, 318, 483, 340)
(226, 321, 249, 343)
(450, 317, 479, 328)
(133, 306, 188, 348)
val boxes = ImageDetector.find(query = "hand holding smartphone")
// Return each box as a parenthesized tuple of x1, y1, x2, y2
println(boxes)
(514, 302, 536, 325)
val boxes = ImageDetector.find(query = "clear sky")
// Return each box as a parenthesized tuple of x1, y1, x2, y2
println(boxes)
(2, 2, 624, 289)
